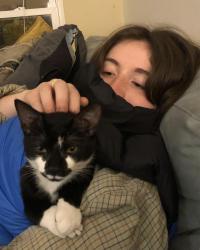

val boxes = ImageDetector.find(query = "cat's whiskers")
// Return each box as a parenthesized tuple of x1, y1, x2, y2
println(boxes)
(34, 155, 94, 201)
(28, 156, 46, 174)
(72, 165, 95, 179)
(35, 171, 64, 202)
(66, 155, 94, 171)
(21, 167, 36, 181)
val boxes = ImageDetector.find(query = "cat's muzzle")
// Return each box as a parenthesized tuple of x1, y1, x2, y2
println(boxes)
(42, 168, 71, 181)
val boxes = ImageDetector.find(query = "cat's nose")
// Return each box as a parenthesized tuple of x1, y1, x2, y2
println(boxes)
(45, 152, 71, 180)
(44, 167, 71, 181)
(46, 167, 60, 176)
(45, 166, 70, 177)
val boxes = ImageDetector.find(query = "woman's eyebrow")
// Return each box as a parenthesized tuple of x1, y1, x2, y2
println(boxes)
(104, 57, 119, 66)
(135, 68, 150, 76)
(105, 57, 150, 76)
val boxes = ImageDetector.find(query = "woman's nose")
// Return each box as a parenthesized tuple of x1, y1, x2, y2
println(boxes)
(110, 77, 126, 98)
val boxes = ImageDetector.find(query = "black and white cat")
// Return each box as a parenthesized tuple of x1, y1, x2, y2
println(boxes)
(15, 100, 101, 238)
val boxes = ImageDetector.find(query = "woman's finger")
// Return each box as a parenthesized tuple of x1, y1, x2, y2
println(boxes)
(52, 79, 70, 112)
(80, 96, 89, 107)
(23, 89, 44, 112)
(28, 79, 89, 114)
(39, 83, 56, 113)
(67, 83, 82, 113)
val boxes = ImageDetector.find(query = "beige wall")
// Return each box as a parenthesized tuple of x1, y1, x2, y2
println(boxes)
(123, 0, 200, 42)
(63, 0, 124, 38)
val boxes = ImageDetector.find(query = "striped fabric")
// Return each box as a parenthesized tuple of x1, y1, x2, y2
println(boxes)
(4, 168, 168, 250)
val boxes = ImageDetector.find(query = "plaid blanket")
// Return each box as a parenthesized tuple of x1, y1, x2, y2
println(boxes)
(3, 168, 168, 250)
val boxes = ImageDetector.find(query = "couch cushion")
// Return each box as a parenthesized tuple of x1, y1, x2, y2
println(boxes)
(160, 70, 200, 250)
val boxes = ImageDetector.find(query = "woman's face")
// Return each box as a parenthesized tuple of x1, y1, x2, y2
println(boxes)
(100, 39, 155, 109)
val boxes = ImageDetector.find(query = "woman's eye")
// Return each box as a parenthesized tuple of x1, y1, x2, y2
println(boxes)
(131, 82, 145, 89)
(101, 71, 113, 77)
(67, 146, 78, 154)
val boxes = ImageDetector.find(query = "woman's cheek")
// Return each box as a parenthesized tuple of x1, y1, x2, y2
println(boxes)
(124, 88, 154, 108)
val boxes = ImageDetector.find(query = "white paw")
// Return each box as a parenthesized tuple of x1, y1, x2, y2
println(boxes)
(55, 198, 83, 238)
(40, 205, 63, 237)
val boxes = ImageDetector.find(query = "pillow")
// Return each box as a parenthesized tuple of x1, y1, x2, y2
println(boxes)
(16, 16, 52, 44)
(86, 36, 106, 61)
(160, 70, 200, 250)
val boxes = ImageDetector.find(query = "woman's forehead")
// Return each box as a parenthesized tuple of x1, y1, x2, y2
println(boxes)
(105, 40, 152, 72)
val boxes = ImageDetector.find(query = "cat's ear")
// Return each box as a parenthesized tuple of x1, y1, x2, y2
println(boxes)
(15, 99, 44, 135)
(74, 104, 101, 135)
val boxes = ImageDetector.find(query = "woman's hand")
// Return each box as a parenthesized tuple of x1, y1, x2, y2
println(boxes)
(0, 79, 89, 120)
(23, 79, 89, 113)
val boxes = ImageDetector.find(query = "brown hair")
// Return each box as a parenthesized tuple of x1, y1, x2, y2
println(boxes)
(91, 25, 200, 116)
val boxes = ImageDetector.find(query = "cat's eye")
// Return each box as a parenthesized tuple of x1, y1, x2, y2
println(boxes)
(38, 146, 46, 154)
(67, 146, 78, 154)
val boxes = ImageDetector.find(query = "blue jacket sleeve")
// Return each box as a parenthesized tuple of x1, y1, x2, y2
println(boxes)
(0, 117, 31, 245)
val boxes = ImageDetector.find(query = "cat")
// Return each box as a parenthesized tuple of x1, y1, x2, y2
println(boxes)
(15, 99, 101, 238)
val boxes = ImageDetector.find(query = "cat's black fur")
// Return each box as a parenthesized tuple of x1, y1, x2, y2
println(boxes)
(15, 99, 101, 237)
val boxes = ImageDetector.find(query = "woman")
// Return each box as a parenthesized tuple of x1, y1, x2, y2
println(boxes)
(0, 25, 199, 245)
(91, 25, 200, 116)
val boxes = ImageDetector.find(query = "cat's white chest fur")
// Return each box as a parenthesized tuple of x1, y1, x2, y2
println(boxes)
(29, 154, 93, 202)
(29, 156, 63, 200)
(37, 174, 60, 201)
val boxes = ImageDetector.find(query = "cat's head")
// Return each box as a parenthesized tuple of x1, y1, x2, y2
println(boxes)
(15, 99, 101, 182)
